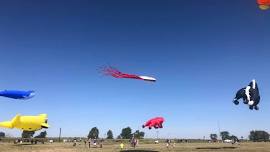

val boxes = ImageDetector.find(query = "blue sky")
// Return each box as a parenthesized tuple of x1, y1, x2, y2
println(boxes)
(0, 0, 270, 139)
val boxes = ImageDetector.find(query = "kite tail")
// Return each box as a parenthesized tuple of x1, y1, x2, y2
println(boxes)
(0, 115, 20, 129)
(0, 121, 13, 129)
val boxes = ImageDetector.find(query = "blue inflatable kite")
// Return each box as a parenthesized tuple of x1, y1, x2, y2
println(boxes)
(0, 90, 35, 99)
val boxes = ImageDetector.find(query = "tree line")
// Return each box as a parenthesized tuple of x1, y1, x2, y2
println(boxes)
(210, 130, 269, 142)
(0, 131, 47, 139)
(0, 127, 143, 140)
(87, 127, 145, 139)
(0, 129, 268, 141)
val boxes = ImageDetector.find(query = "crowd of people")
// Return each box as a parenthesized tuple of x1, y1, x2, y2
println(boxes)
(72, 138, 104, 148)
(71, 137, 178, 150)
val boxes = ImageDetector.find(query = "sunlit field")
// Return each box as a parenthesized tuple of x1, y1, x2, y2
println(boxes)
(0, 142, 270, 152)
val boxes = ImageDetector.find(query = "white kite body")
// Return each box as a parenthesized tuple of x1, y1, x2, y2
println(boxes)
(139, 76, 156, 82)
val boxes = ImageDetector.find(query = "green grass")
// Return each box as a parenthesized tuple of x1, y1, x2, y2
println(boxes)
(0, 142, 270, 152)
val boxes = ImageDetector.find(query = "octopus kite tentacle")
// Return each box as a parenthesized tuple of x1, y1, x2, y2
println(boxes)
(101, 66, 156, 82)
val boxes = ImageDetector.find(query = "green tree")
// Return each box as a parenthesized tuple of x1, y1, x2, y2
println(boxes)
(22, 131, 35, 138)
(120, 127, 132, 139)
(88, 127, 99, 139)
(0, 132, 5, 138)
(134, 130, 145, 139)
(220, 131, 230, 140)
(107, 130, 113, 139)
(249, 130, 269, 142)
(35, 131, 47, 138)
(230, 135, 239, 142)
(117, 135, 122, 139)
(210, 134, 218, 141)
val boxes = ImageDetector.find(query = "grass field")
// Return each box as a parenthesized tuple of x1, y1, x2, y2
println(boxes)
(0, 142, 270, 152)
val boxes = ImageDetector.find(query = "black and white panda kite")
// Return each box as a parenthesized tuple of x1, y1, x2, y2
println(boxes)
(233, 79, 260, 110)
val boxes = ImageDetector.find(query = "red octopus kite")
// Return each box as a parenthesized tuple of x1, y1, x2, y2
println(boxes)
(102, 66, 156, 82)
(257, 0, 270, 10)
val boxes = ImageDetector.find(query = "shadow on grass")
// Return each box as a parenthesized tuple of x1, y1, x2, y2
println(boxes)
(196, 147, 237, 150)
(12, 144, 36, 146)
(120, 150, 159, 152)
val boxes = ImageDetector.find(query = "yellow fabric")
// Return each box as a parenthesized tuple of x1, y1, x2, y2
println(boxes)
(41, 123, 49, 128)
(259, 5, 270, 10)
(0, 114, 49, 131)
(0, 121, 13, 128)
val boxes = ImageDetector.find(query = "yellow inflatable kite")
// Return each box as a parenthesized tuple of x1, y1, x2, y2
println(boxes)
(0, 114, 49, 131)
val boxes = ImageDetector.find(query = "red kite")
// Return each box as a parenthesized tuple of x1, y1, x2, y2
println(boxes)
(257, 0, 270, 10)
(142, 117, 164, 129)
(102, 66, 156, 82)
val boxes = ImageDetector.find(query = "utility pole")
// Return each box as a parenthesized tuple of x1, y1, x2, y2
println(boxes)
(217, 121, 221, 140)
(59, 128, 62, 142)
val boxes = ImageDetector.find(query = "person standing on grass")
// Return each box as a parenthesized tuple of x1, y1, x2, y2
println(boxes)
(120, 142, 124, 150)
(88, 138, 91, 148)
(93, 139, 97, 147)
(166, 139, 170, 149)
(100, 138, 104, 148)
(84, 139, 87, 147)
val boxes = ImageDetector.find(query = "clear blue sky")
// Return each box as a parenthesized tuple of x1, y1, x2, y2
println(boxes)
(0, 0, 269, 139)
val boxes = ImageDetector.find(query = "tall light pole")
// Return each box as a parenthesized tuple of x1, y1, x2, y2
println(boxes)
(59, 128, 62, 142)
(217, 121, 221, 140)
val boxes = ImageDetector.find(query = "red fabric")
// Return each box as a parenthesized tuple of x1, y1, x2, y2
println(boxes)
(102, 67, 143, 80)
(143, 117, 164, 129)
(257, 0, 270, 5)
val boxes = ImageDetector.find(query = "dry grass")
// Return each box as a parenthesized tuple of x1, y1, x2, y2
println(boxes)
(0, 142, 270, 152)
